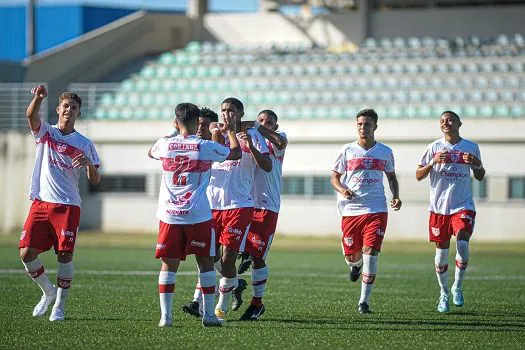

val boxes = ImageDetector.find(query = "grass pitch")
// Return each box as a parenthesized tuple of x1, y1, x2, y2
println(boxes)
(0, 233, 524, 349)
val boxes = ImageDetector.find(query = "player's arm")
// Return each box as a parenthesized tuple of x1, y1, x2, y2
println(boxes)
(209, 122, 225, 145)
(385, 171, 402, 210)
(72, 154, 100, 186)
(462, 152, 485, 181)
(26, 85, 47, 132)
(255, 123, 287, 150)
(416, 151, 446, 181)
(240, 132, 272, 172)
(330, 171, 355, 199)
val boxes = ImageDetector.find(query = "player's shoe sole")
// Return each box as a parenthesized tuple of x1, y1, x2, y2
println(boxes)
(49, 307, 65, 322)
(239, 304, 265, 321)
(33, 288, 57, 317)
(437, 294, 450, 313)
(451, 287, 464, 307)
(358, 302, 372, 314)
(182, 301, 201, 317)
(231, 279, 247, 311)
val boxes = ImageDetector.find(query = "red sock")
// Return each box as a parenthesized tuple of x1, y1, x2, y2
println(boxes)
(251, 297, 262, 307)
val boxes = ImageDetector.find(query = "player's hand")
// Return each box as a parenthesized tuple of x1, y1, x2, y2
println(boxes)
(72, 153, 93, 168)
(462, 152, 482, 168)
(433, 151, 447, 164)
(223, 112, 236, 132)
(342, 189, 355, 200)
(31, 85, 47, 99)
(239, 131, 253, 147)
(390, 198, 402, 211)
(241, 120, 255, 132)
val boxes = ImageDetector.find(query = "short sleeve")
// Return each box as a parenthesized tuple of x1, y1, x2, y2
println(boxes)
(32, 120, 51, 140)
(385, 148, 395, 173)
(201, 140, 230, 162)
(272, 131, 287, 157)
(149, 138, 165, 160)
(85, 142, 101, 168)
(332, 146, 347, 174)
(418, 144, 434, 167)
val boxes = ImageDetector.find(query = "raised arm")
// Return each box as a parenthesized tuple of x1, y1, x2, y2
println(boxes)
(223, 113, 241, 160)
(385, 171, 402, 210)
(241, 132, 272, 172)
(26, 85, 47, 132)
(255, 123, 287, 150)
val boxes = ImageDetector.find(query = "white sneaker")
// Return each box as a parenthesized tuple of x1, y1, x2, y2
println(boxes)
(32, 288, 57, 317)
(158, 315, 173, 327)
(49, 307, 65, 321)
(202, 315, 225, 327)
(437, 293, 450, 313)
(451, 287, 464, 307)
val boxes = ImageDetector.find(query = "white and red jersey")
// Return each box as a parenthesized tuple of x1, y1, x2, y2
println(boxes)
(419, 137, 482, 215)
(252, 130, 287, 213)
(150, 135, 230, 224)
(207, 128, 270, 210)
(29, 120, 100, 207)
(332, 141, 395, 216)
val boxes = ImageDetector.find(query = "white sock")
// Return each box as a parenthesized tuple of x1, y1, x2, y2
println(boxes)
(54, 261, 74, 311)
(346, 257, 363, 269)
(22, 258, 55, 296)
(158, 271, 176, 319)
(359, 255, 378, 305)
(199, 271, 216, 317)
(193, 280, 202, 303)
(435, 248, 449, 295)
(216, 277, 238, 313)
(453, 241, 469, 290)
(251, 266, 268, 299)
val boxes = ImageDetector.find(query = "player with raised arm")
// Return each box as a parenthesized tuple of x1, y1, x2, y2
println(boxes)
(19, 85, 101, 322)
(235, 109, 287, 321)
(208, 98, 272, 321)
(331, 109, 402, 314)
(149, 103, 241, 327)
(416, 111, 485, 313)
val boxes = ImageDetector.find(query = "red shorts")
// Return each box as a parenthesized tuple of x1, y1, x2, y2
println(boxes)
(155, 219, 216, 260)
(428, 210, 476, 243)
(212, 208, 253, 252)
(341, 213, 388, 255)
(19, 199, 80, 254)
(244, 209, 278, 259)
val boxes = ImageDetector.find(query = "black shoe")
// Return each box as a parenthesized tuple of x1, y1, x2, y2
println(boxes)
(182, 301, 201, 318)
(349, 265, 362, 282)
(239, 303, 265, 321)
(237, 253, 252, 274)
(231, 279, 247, 311)
(358, 302, 372, 314)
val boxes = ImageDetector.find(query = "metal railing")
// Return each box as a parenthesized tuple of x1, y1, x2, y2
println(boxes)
(0, 83, 48, 131)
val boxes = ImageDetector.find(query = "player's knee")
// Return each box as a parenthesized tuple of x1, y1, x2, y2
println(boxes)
(57, 251, 73, 263)
(252, 257, 266, 269)
(363, 246, 379, 256)
(19, 247, 37, 262)
(457, 231, 470, 242)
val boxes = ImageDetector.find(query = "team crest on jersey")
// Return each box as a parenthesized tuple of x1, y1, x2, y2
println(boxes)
(431, 227, 440, 236)
(56, 143, 68, 153)
(450, 152, 460, 163)
(363, 158, 374, 169)
(344, 237, 353, 247)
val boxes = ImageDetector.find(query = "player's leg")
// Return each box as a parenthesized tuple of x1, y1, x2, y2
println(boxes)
(239, 256, 267, 321)
(195, 256, 223, 327)
(215, 245, 239, 319)
(358, 213, 388, 314)
(49, 251, 74, 322)
(429, 212, 452, 312)
(19, 201, 57, 317)
(341, 216, 364, 283)
(451, 211, 476, 307)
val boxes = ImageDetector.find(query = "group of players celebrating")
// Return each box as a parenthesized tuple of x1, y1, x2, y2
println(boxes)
(18, 85, 485, 326)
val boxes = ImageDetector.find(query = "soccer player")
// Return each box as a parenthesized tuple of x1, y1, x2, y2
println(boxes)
(149, 103, 241, 327)
(19, 85, 101, 322)
(416, 111, 485, 313)
(331, 108, 402, 314)
(208, 98, 272, 321)
(236, 109, 287, 321)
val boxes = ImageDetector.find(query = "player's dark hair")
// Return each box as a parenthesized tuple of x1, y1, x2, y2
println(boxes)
(356, 108, 378, 124)
(258, 109, 278, 122)
(59, 92, 82, 108)
(222, 97, 244, 112)
(175, 103, 200, 125)
(441, 110, 461, 122)
(200, 107, 219, 123)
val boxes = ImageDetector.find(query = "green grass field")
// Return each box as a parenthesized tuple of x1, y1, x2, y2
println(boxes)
(1, 233, 524, 349)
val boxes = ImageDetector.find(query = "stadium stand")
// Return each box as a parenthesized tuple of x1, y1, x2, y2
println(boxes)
(73, 33, 525, 120)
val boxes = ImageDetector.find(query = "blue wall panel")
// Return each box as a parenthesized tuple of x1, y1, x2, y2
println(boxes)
(82, 7, 135, 33)
(35, 6, 83, 53)
(0, 6, 26, 61)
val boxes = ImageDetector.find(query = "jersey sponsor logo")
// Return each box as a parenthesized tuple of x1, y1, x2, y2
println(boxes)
(346, 157, 387, 171)
(215, 160, 240, 171)
(344, 237, 353, 247)
(190, 240, 206, 248)
(165, 209, 189, 215)
(228, 227, 243, 235)
(20, 230, 26, 241)
(48, 156, 74, 170)
(431, 227, 440, 236)
(351, 173, 381, 185)
(156, 243, 166, 250)
(168, 143, 199, 151)
(440, 166, 468, 180)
